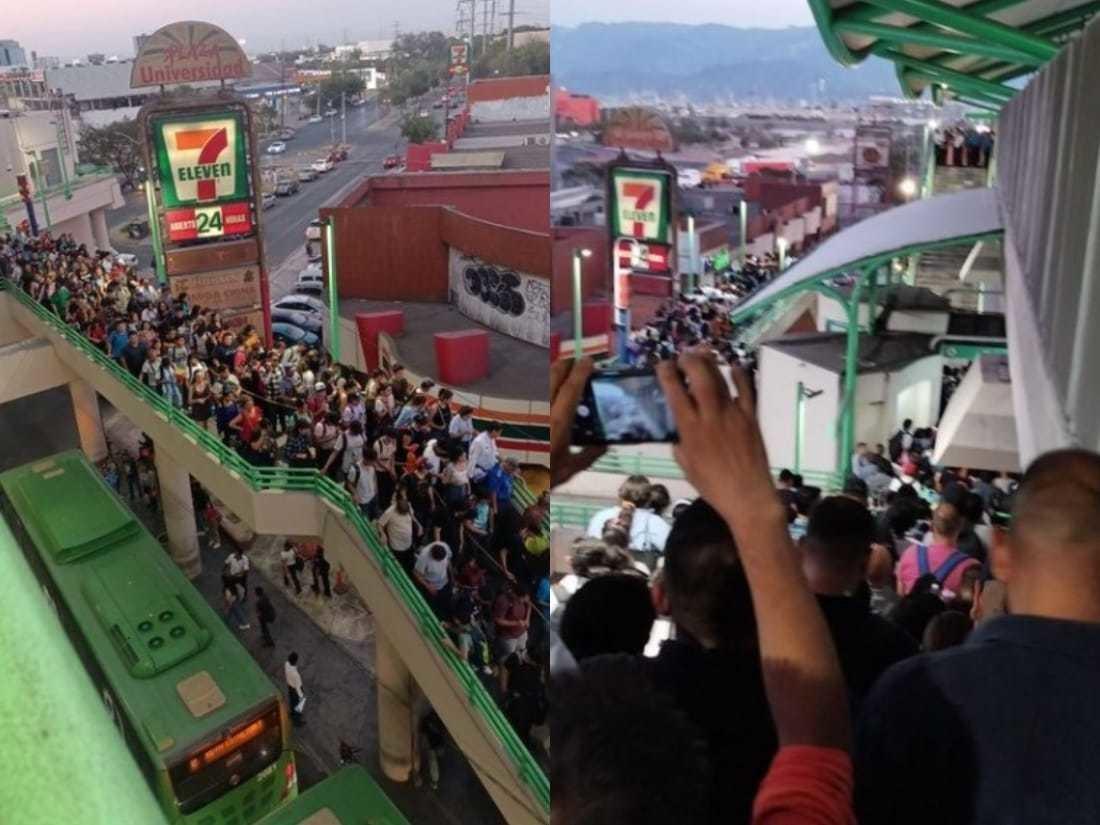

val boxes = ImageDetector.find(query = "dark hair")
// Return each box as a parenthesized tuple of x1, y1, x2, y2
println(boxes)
(552, 656, 711, 825)
(570, 539, 640, 579)
(903, 418, 913, 429)
(430, 544, 447, 561)
(487, 420, 503, 433)
(922, 609, 972, 652)
(663, 499, 756, 648)
(647, 483, 671, 516)
(561, 576, 656, 661)
(778, 469, 793, 483)
(254, 586, 264, 597)
(806, 495, 875, 571)
(617, 474, 651, 507)
(890, 587, 946, 642)
(288, 652, 299, 665)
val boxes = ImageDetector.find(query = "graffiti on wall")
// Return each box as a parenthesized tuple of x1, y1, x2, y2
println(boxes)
(449, 249, 550, 347)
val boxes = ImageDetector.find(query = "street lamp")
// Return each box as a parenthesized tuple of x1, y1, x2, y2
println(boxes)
(898, 177, 918, 199)
(776, 236, 789, 271)
(572, 248, 592, 358)
(804, 137, 821, 156)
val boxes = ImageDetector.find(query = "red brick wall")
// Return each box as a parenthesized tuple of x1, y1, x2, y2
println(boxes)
(552, 227, 608, 315)
(441, 209, 550, 277)
(555, 90, 600, 126)
(355, 170, 549, 232)
(406, 142, 450, 172)
(468, 75, 550, 102)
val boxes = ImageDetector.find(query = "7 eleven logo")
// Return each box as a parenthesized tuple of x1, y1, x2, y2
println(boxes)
(613, 172, 666, 240)
(160, 117, 241, 204)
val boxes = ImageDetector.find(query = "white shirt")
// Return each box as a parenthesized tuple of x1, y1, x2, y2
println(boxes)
(340, 432, 365, 474)
(468, 431, 498, 480)
(449, 415, 475, 441)
(284, 661, 303, 692)
(415, 542, 452, 590)
(585, 506, 671, 553)
(378, 505, 415, 551)
(348, 462, 378, 505)
(227, 554, 250, 576)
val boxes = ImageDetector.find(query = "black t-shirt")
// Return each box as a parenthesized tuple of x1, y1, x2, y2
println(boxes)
(647, 639, 777, 825)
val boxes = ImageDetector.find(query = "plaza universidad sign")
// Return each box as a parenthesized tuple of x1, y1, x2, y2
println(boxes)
(152, 111, 249, 208)
(131, 21, 252, 89)
(167, 265, 262, 312)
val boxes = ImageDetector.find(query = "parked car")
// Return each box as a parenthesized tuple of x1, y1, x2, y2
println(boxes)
(308, 114, 323, 124)
(273, 294, 328, 317)
(305, 219, 323, 242)
(383, 154, 401, 169)
(418, 110, 429, 118)
(311, 157, 334, 173)
(125, 218, 149, 239)
(298, 167, 318, 182)
(432, 100, 443, 109)
(278, 128, 296, 140)
(266, 141, 287, 154)
(262, 192, 277, 209)
(274, 178, 299, 196)
(324, 108, 338, 117)
(272, 322, 321, 348)
(271, 308, 324, 334)
(295, 264, 324, 293)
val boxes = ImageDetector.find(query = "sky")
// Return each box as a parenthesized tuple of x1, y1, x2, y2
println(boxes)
(4, 0, 550, 60)
(551, 0, 815, 28)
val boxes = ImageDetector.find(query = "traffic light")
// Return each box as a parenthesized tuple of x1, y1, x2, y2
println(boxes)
(16, 174, 30, 203)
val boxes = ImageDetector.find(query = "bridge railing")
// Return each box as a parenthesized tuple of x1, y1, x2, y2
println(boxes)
(0, 280, 550, 816)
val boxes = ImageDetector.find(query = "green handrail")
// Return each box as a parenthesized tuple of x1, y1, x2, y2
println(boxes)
(588, 449, 840, 489)
(0, 281, 550, 816)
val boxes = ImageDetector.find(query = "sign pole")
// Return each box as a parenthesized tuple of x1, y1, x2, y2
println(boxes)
(326, 217, 341, 362)
(144, 179, 166, 284)
(571, 249, 584, 359)
(739, 198, 748, 266)
(29, 162, 51, 232)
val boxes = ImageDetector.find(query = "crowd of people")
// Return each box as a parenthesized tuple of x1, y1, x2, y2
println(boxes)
(551, 353, 1100, 825)
(0, 229, 549, 758)
(934, 123, 995, 169)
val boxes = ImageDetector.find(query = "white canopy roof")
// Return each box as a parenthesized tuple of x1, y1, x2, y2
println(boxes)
(933, 354, 1020, 473)
(734, 187, 1004, 319)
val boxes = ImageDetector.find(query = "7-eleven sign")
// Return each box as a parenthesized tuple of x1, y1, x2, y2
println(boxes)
(610, 168, 670, 243)
(153, 112, 250, 208)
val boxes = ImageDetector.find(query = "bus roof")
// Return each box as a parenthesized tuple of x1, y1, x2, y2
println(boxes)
(255, 766, 410, 825)
(0, 451, 280, 764)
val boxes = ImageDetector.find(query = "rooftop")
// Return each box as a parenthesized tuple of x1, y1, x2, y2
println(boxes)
(763, 331, 934, 374)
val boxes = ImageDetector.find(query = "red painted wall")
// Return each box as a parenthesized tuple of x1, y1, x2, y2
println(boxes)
(555, 90, 600, 126)
(468, 75, 550, 102)
(406, 142, 449, 172)
(357, 170, 549, 232)
(551, 227, 608, 315)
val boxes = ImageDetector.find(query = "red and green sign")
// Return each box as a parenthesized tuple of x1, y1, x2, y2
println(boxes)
(153, 111, 250, 208)
(609, 167, 671, 243)
(164, 201, 253, 242)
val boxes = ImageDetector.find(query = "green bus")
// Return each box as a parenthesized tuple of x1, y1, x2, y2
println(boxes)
(0, 451, 297, 825)
(256, 766, 410, 825)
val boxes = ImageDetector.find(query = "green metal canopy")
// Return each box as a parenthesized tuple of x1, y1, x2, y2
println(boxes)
(808, 0, 1100, 104)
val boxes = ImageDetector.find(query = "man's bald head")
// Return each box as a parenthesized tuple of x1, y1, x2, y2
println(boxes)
(1012, 449, 1100, 552)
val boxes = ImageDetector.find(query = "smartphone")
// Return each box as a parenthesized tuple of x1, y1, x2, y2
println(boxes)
(571, 367, 678, 445)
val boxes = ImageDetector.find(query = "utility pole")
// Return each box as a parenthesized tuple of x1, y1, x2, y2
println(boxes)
(491, 0, 497, 47)
(508, 0, 515, 52)
(483, 0, 490, 59)
(341, 91, 346, 144)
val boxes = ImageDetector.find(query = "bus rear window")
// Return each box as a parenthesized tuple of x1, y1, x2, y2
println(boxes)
(169, 704, 282, 814)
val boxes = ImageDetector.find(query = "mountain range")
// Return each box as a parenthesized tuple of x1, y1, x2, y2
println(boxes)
(551, 22, 900, 102)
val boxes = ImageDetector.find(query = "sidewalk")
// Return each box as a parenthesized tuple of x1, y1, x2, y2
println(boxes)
(101, 407, 505, 825)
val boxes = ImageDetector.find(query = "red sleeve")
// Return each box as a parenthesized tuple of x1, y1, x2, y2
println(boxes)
(752, 746, 855, 825)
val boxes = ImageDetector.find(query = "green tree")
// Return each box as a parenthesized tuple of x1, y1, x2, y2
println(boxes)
(400, 114, 439, 144)
(319, 71, 366, 108)
(76, 119, 143, 188)
(470, 40, 548, 79)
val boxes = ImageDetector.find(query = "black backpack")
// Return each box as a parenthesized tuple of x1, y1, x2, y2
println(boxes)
(888, 430, 906, 462)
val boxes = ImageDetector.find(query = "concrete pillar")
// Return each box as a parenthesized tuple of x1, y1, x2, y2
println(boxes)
(376, 629, 414, 781)
(153, 447, 202, 579)
(68, 379, 108, 463)
(91, 209, 112, 254)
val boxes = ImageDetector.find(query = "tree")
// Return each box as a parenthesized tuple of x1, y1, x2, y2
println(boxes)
(470, 40, 549, 79)
(400, 114, 438, 144)
(77, 119, 143, 188)
(319, 71, 366, 108)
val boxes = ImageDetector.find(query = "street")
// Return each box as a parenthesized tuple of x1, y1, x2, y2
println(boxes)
(109, 98, 403, 280)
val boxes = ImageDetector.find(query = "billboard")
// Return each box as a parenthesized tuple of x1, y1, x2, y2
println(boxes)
(854, 126, 892, 173)
(152, 112, 250, 207)
(167, 265, 263, 311)
(609, 167, 672, 243)
(131, 21, 252, 89)
(164, 201, 253, 242)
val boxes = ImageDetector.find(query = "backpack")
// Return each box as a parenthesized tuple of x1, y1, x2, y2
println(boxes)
(888, 430, 905, 462)
(915, 544, 972, 588)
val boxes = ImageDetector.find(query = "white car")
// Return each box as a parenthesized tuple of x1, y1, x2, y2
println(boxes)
(311, 158, 334, 173)
(305, 218, 323, 242)
(266, 141, 287, 154)
(418, 110, 429, 118)
(308, 115, 323, 124)
(273, 294, 328, 317)
(324, 108, 338, 117)
(295, 264, 325, 294)
(262, 192, 277, 209)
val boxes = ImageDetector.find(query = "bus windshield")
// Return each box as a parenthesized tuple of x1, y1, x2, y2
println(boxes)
(169, 703, 283, 814)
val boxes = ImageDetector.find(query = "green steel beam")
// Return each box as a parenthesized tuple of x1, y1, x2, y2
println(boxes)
(835, 0, 1029, 28)
(956, 95, 1002, 112)
(873, 45, 1016, 99)
(854, 0, 1058, 61)
(837, 270, 869, 479)
(833, 19, 1044, 64)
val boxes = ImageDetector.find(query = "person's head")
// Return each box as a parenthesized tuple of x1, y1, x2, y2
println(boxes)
(459, 404, 473, 418)
(561, 575, 657, 661)
(254, 586, 264, 598)
(349, 420, 363, 436)
(570, 538, 637, 578)
(866, 542, 896, 590)
(931, 503, 965, 544)
(842, 475, 869, 505)
(655, 499, 755, 649)
(552, 656, 711, 825)
(617, 475, 652, 508)
(801, 496, 876, 595)
(903, 418, 913, 431)
(487, 421, 503, 438)
(502, 457, 519, 476)
(288, 652, 299, 666)
(922, 609, 972, 652)
(991, 449, 1100, 621)
(600, 523, 630, 550)
(856, 442, 868, 456)
(646, 483, 671, 516)
(430, 543, 447, 562)
(778, 468, 794, 488)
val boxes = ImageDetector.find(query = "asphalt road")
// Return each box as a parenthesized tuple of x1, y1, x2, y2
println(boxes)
(108, 100, 402, 276)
